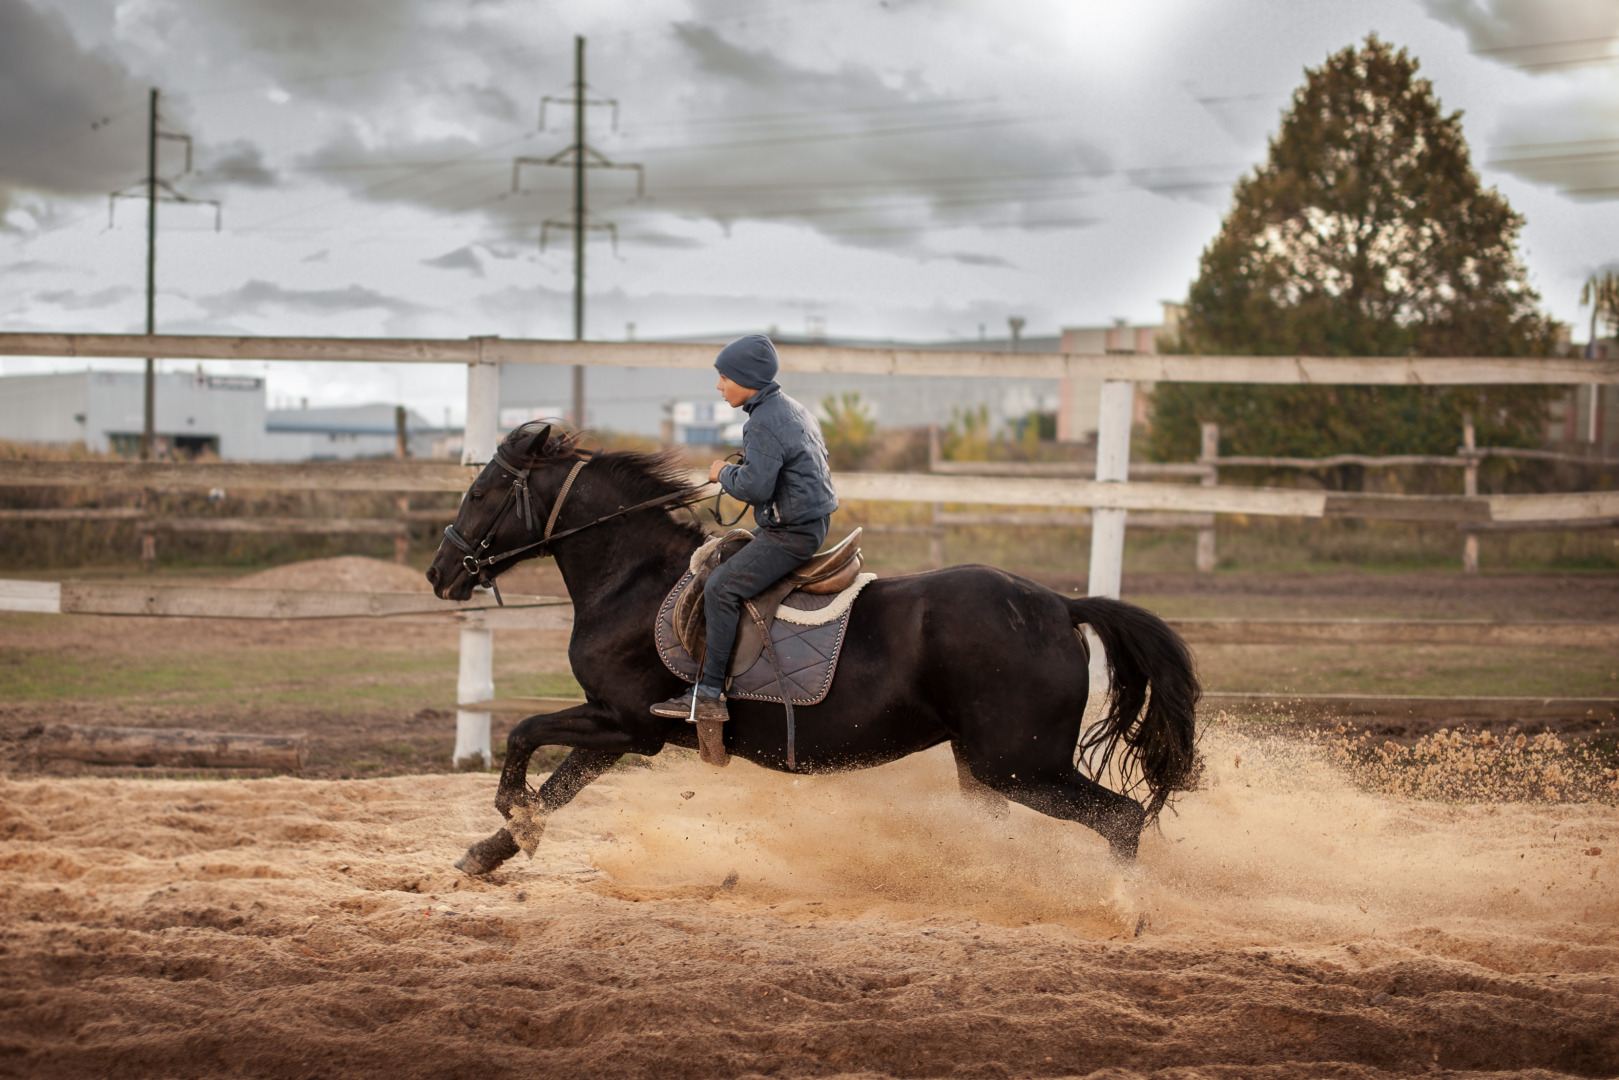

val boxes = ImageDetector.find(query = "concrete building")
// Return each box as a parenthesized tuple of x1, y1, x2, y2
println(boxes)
(0, 370, 268, 458)
(263, 403, 439, 461)
(1056, 303, 1181, 441)
(498, 327, 1138, 445)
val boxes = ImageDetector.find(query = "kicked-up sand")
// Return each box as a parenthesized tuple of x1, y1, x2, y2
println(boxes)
(1, 728, 1615, 1079)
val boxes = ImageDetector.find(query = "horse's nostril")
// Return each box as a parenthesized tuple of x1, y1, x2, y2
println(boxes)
(425, 566, 439, 583)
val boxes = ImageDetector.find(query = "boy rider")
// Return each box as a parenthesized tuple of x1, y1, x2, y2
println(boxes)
(650, 334, 839, 733)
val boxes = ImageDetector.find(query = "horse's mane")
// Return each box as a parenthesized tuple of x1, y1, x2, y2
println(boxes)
(503, 422, 707, 542)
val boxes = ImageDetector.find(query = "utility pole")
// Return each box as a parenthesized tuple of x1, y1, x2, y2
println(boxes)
(512, 36, 643, 430)
(110, 88, 220, 460)
(144, 89, 157, 460)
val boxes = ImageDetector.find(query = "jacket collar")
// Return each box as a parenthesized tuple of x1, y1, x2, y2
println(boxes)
(740, 381, 781, 414)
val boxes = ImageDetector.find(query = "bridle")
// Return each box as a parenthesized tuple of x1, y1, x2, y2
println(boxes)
(441, 450, 714, 605)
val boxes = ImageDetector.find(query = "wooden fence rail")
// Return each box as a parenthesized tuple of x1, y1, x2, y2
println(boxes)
(6, 329, 1614, 763)
(6, 582, 1615, 725)
(3, 332, 1617, 384)
(4, 460, 1616, 524)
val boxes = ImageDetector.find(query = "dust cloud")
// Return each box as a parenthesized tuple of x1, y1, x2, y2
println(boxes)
(593, 735, 1616, 966)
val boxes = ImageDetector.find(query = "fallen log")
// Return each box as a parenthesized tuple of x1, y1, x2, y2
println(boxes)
(35, 724, 309, 771)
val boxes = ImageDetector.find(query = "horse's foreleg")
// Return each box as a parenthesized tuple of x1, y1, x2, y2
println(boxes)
(490, 705, 627, 818)
(457, 706, 631, 876)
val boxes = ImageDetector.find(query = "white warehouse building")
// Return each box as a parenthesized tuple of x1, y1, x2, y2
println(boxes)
(0, 371, 442, 460)
(0, 370, 269, 459)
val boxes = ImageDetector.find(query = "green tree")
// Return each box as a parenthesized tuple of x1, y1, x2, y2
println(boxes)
(1580, 271, 1619, 351)
(1149, 36, 1561, 486)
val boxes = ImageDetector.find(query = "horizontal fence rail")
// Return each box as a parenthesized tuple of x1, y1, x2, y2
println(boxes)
(0, 460, 475, 491)
(2, 332, 1617, 384)
(0, 579, 566, 619)
(4, 460, 1616, 523)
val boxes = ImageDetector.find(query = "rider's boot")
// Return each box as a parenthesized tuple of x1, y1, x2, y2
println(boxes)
(650, 684, 731, 767)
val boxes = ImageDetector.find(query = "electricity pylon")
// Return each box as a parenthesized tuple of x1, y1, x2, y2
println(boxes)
(109, 88, 220, 460)
(512, 35, 644, 429)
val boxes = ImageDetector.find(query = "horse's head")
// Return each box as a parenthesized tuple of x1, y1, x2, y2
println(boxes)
(426, 421, 574, 601)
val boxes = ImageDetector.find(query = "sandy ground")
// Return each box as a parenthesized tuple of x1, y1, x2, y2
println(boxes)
(4, 558, 1617, 1077)
(2, 729, 1615, 1080)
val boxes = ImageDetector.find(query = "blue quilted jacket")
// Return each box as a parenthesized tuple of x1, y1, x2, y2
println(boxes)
(717, 383, 839, 529)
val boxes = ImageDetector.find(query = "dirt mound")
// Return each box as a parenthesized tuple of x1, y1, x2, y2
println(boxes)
(231, 556, 431, 593)
(1, 736, 1614, 1078)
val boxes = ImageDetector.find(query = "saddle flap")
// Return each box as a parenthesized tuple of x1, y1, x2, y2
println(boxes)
(729, 578, 796, 676)
(672, 529, 756, 659)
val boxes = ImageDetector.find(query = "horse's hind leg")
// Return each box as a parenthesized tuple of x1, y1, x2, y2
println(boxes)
(970, 763, 1146, 859)
(951, 741, 1010, 818)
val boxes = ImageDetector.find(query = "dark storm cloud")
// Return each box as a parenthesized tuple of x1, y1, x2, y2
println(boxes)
(268, 8, 1109, 251)
(35, 285, 134, 309)
(0, 0, 148, 205)
(1424, 0, 1619, 69)
(422, 245, 484, 275)
(197, 279, 425, 319)
(944, 251, 1015, 269)
(197, 140, 278, 188)
(0, 258, 66, 278)
(1425, 0, 1619, 200)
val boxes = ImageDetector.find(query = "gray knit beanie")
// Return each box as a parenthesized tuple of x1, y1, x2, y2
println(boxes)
(714, 334, 779, 389)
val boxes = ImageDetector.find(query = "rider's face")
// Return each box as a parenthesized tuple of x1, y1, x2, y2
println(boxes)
(716, 373, 756, 408)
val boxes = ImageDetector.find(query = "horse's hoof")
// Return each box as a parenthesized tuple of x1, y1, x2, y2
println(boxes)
(456, 828, 520, 876)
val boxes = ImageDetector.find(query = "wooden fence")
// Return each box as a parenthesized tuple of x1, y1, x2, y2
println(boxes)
(5, 331, 1617, 763)
(4, 331, 1617, 384)
(4, 580, 1614, 731)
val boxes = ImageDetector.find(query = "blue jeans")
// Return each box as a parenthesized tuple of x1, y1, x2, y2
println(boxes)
(700, 519, 830, 690)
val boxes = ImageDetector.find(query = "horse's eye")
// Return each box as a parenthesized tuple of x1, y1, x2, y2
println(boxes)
(470, 489, 485, 501)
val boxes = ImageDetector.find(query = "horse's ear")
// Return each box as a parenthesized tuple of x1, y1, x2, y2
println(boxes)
(517, 423, 552, 459)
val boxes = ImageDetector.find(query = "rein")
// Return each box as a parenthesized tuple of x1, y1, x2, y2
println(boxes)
(442, 451, 715, 605)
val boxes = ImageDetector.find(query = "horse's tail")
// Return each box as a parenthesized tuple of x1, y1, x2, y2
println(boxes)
(1066, 596, 1202, 823)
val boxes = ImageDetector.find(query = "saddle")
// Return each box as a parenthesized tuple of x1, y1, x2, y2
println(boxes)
(672, 527, 863, 676)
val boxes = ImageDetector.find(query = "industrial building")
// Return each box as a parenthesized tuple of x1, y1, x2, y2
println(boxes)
(498, 309, 1181, 446)
(264, 403, 440, 461)
(0, 370, 442, 460)
(0, 370, 269, 459)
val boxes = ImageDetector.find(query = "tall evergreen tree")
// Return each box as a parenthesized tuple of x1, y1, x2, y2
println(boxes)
(1149, 36, 1561, 484)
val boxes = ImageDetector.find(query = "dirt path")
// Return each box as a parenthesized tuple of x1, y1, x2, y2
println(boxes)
(2, 734, 1614, 1079)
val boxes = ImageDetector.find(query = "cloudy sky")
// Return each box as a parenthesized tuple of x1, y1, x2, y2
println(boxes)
(2, 0, 1616, 421)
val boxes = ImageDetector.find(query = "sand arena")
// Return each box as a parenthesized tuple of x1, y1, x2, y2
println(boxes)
(2, 724, 1615, 1079)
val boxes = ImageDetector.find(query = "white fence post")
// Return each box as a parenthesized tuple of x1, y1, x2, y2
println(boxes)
(1081, 379, 1133, 755)
(1196, 421, 1219, 573)
(1462, 411, 1479, 574)
(454, 624, 495, 769)
(1086, 379, 1134, 600)
(462, 353, 501, 467)
(455, 353, 501, 768)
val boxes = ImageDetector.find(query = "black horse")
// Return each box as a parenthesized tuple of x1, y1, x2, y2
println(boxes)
(427, 423, 1200, 875)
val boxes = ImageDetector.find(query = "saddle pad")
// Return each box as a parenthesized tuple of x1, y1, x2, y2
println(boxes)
(655, 571, 876, 705)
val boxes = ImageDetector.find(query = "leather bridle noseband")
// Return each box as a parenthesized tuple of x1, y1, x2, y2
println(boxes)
(441, 450, 713, 605)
